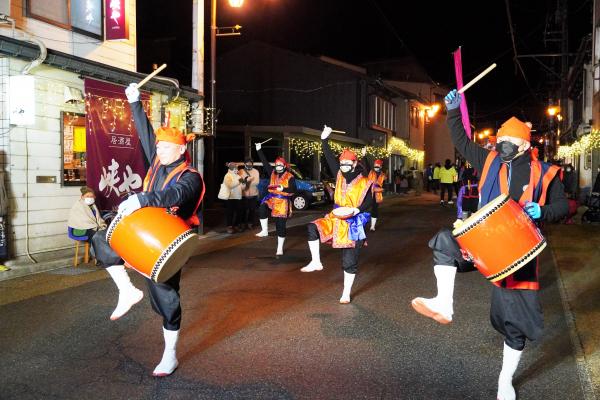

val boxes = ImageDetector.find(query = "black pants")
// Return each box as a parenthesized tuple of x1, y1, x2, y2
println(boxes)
(226, 199, 241, 227)
(432, 179, 440, 193)
(428, 228, 542, 350)
(242, 196, 258, 226)
(259, 203, 288, 237)
(92, 229, 183, 331)
(371, 201, 379, 218)
(440, 183, 453, 202)
(307, 223, 363, 274)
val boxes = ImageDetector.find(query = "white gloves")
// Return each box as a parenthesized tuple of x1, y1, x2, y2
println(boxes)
(361, 146, 367, 157)
(352, 207, 360, 216)
(255, 142, 262, 151)
(125, 83, 140, 103)
(118, 194, 141, 216)
(277, 185, 284, 192)
(321, 125, 332, 140)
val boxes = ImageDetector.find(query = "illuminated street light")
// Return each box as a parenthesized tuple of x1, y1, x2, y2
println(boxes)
(426, 103, 441, 119)
(483, 129, 491, 137)
(556, 114, 563, 121)
(229, 0, 244, 7)
(547, 106, 559, 117)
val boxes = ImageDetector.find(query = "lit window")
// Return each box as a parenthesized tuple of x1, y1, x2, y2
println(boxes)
(62, 112, 88, 186)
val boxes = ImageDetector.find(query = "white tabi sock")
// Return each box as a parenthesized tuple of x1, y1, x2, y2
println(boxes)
(301, 240, 323, 272)
(497, 342, 522, 400)
(276, 236, 285, 255)
(411, 264, 456, 324)
(106, 265, 143, 321)
(255, 218, 269, 237)
(370, 217, 377, 231)
(153, 327, 179, 377)
(339, 271, 356, 304)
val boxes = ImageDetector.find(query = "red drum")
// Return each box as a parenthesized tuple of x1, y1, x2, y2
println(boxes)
(107, 207, 198, 283)
(452, 194, 546, 282)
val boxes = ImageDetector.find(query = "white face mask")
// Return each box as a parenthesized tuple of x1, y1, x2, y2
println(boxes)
(275, 165, 285, 173)
(340, 165, 353, 173)
(374, 167, 381, 172)
(83, 197, 95, 206)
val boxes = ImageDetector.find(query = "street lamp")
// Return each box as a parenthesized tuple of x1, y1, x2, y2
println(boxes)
(547, 106, 560, 117)
(210, 0, 243, 137)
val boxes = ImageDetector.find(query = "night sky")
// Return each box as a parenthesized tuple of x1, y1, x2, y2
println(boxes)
(137, 0, 592, 132)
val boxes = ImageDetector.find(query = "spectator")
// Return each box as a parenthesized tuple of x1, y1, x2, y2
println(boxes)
(240, 158, 260, 230)
(593, 166, 600, 194)
(413, 169, 424, 196)
(399, 174, 409, 194)
(425, 163, 433, 192)
(67, 186, 107, 241)
(562, 163, 577, 199)
(432, 162, 441, 194)
(439, 159, 458, 205)
(222, 162, 243, 234)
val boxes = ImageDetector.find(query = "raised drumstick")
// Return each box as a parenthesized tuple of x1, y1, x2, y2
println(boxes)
(137, 64, 167, 89)
(457, 63, 497, 94)
(260, 138, 273, 145)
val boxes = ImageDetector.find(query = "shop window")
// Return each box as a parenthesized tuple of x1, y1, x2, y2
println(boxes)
(370, 95, 396, 132)
(62, 112, 87, 186)
(27, 0, 103, 39)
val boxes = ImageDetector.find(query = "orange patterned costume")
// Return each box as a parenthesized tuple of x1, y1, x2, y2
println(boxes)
(313, 171, 373, 248)
(367, 170, 386, 204)
(263, 171, 294, 218)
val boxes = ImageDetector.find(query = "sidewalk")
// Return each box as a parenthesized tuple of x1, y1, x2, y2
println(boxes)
(546, 222, 600, 398)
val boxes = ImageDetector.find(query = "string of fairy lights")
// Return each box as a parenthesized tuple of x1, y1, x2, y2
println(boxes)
(557, 130, 600, 159)
(289, 136, 424, 162)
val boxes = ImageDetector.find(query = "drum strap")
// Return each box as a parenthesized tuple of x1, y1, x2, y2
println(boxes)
(143, 158, 205, 227)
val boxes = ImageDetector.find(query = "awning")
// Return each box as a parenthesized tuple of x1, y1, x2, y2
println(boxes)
(0, 35, 202, 102)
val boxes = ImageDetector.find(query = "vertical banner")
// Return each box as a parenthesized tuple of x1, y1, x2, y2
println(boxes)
(85, 79, 151, 211)
(105, 0, 129, 40)
(453, 47, 472, 139)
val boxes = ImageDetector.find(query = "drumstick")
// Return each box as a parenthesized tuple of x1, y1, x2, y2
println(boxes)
(137, 64, 167, 89)
(331, 129, 346, 134)
(457, 63, 497, 94)
(259, 138, 273, 145)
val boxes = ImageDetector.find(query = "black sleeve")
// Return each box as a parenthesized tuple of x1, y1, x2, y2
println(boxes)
(130, 101, 155, 164)
(138, 170, 202, 209)
(541, 175, 569, 222)
(360, 155, 372, 177)
(257, 149, 272, 176)
(282, 176, 297, 194)
(447, 108, 489, 172)
(360, 187, 373, 212)
(322, 139, 340, 175)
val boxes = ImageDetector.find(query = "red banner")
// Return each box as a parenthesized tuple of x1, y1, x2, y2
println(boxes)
(105, 0, 128, 40)
(85, 79, 151, 211)
(453, 47, 472, 139)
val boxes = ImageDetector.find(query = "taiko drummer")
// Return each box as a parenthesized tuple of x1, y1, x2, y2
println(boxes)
(411, 89, 567, 400)
(91, 82, 204, 377)
(300, 125, 373, 304)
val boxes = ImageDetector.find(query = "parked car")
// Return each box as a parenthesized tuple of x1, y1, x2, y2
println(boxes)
(230, 162, 326, 211)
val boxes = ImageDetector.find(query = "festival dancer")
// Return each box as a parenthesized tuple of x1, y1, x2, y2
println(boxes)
(91, 83, 204, 377)
(254, 142, 297, 256)
(411, 89, 568, 400)
(367, 159, 386, 231)
(301, 126, 373, 304)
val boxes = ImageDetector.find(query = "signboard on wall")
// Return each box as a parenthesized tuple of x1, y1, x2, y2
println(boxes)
(105, 0, 129, 41)
(84, 79, 151, 210)
(8, 75, 35, 126)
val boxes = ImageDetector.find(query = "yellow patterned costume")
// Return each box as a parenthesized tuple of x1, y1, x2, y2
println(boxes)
(313, 172, 372, 248)
(368, 170, 386, 204)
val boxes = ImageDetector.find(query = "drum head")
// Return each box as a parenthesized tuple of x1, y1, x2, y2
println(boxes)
(452, 194, 509, 236)
(332, 206, 355, 219)
(152, 230, 198, 283)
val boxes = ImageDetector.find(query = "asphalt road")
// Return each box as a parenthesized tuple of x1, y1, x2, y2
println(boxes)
(0, 195, 585, 399)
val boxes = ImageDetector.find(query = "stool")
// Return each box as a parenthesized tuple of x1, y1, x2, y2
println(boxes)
(68, 227, 89, 267)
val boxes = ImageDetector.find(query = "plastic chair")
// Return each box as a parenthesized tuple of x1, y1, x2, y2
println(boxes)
(68, 227, 89, 267)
